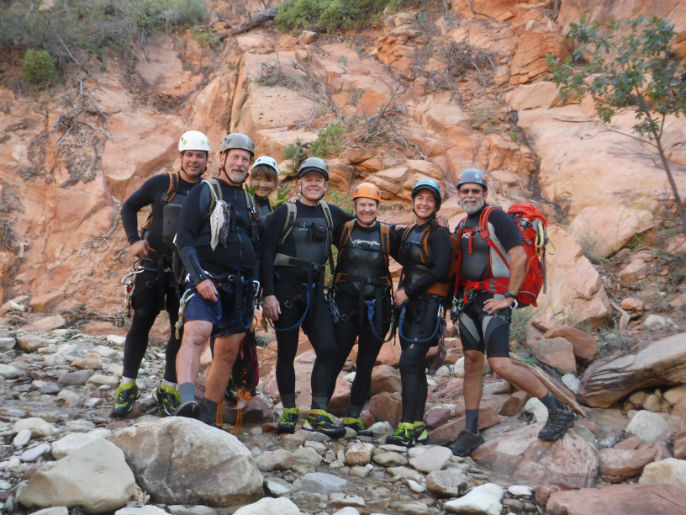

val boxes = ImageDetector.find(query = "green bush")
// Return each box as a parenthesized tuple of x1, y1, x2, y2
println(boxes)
(276, 0, 389, 33)
(21, 49, 59, 87)
(309, 122, 345, 156)
(1, 0, 210, 80)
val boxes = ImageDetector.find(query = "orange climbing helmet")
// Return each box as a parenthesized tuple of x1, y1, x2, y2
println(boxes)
(352, 182, 381, 203)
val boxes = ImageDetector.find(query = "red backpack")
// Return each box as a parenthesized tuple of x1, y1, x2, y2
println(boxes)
(455, 202, 549, 306)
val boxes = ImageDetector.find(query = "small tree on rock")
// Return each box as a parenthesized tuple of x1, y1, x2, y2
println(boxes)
(546, 16, 686, 238)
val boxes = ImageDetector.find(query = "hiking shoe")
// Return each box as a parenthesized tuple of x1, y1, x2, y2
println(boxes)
(111, 381, 138, 418)
(153, 383, 180, 417)
(386, 422, 415, 448)
(277, 407, 298, 434)
(303, 409, 346, 439)
(413, 421, 428, 444)
(449, 429, 485, 457)
(175, 399, 200, 419)
(343, 417, 372, 436)
(538, 406, 575, 442)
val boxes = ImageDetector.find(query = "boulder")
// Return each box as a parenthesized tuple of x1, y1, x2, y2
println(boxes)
(599, 442, 663, 483)
(444, 483, 504, 515)
(579, 333, 686, 407)
(569, 205, 655, 259)
(528, 336, 576, 374)
(531, 226, 611, 331)
(546, 483, 686, 515)
(639, 458, 686, 490)
(473, 423, 597, 488)
(543, 326, 599, 361)
(108, 418, 262, 506)
(18, 439, 136, 513)
(626, 410, 670, 443)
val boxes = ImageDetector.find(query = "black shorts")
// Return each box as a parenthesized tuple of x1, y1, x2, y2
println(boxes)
(457, 291, 511, 357)
(183, 281, 254, 337)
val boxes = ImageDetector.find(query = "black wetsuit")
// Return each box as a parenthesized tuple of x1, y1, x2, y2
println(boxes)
(395, 220, 451, 424)
(120, 172, 198, 383)
(176, 179, 259, 335)
(330, 221, 400, 417)
(456, 205, 522, 357)
(260, 201, 352, 410)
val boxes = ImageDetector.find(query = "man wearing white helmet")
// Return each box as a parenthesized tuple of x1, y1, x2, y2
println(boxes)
(113, 130, 210, 418)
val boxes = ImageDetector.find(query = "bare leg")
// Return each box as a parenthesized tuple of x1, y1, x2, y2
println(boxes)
(488, 356, 547, 398)
(463, 350, 485, 410)
(176, 320, 213, 385)
(205, 333, 244, 403)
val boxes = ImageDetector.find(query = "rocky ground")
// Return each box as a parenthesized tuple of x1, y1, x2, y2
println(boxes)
(1, 310, 685, 515)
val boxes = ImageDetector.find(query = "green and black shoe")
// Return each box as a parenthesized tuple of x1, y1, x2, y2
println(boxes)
(303, 409, 346, 439)
(343, 417, 372, 436)
(386, 422, 415, 448)
(153, 382, 180, 417)
(277, 407, 299, 434)
(413, 421, 428, 444)
(111, 381, 139, 418)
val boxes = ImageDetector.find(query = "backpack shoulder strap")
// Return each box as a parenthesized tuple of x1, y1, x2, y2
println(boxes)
(478, 206, 494, 240)
(338, 219, 355, 247)
(320, 201, 333, 231)
(203, 178, 223, 213)
(279, 202, 298, 246)
(379, 222, 390, 268)
(163, 171, 180, 202)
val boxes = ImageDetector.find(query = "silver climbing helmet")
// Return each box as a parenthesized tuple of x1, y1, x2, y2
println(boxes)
(297, 156, 329, 180)
(219, 133, 254, 157)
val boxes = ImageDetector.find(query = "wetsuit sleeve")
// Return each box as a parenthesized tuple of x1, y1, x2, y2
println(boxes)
(176, 182, 212, 286)
(404, 226, 451, 298)
(120, 175, 166, 244)
(260, 205, 288, 296)
(489, 209, 523, 251)
(330, 204, 354, 234)
(386, 223, 402, 261)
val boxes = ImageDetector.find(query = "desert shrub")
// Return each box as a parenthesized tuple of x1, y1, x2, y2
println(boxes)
(21, 49, 59, 87)
(309, 122, 345, 156)
(1, 0, 209, 81)
(276, 0, 389, 33)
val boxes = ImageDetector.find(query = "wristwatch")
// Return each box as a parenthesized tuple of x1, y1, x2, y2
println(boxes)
(504, 292, 518, 309)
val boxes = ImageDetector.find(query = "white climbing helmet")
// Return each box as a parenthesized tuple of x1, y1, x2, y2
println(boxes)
(252, 155, 279, 175)
(178, 130, 211, 153)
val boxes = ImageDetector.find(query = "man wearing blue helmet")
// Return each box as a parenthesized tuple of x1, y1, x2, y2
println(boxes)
(449, 168, 574, 457)
(386, 178, 452, 447)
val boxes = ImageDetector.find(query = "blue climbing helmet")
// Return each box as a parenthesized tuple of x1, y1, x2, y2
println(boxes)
(411, 179, 442, 210)
(456, 168, 488, 190)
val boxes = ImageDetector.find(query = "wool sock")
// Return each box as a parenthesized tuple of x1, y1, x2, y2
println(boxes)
(539, 392, 563, 411)
(177, 382, 196, 404)
(465, 409, 480, 433)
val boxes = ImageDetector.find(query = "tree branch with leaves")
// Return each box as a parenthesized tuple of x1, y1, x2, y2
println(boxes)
(547, 15, 686, 238)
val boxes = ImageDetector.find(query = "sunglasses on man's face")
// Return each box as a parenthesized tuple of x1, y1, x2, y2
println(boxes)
(459, 188, 484, 195)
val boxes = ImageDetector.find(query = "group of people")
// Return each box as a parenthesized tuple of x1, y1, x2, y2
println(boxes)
(113, 129, 575, 457)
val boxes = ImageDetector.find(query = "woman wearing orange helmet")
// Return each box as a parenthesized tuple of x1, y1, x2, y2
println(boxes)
(329, 182, 400, 435)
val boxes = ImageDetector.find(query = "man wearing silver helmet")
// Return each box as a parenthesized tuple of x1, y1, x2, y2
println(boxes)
(174, 132, 261, 425)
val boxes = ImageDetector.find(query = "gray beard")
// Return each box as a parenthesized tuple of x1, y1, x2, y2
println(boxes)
(459, 198, 486, 215)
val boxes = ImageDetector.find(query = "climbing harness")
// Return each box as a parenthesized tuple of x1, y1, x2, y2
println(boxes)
(397, 303, 445, 344)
